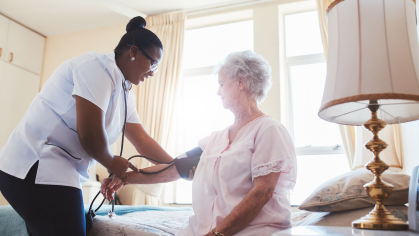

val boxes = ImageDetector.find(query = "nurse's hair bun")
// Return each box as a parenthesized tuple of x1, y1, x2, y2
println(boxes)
(126, 16, 146, 32)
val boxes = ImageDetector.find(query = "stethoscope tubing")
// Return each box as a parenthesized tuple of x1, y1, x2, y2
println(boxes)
(89, 81, 176, 215)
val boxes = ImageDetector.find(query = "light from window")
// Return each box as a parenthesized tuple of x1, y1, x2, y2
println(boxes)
(176, 75, 235, 204)
(291, 154, 349, 205)
(183, 20, 254, 69)
(174, 20, 253, 204)
(181, 74, 234, 150)
(290, 63, 342, 147)
(285, 11, 324, 57)
(284, 10, 348, 205)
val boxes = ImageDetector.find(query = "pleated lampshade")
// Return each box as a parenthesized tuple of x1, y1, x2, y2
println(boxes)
(318, 0, 419, 126)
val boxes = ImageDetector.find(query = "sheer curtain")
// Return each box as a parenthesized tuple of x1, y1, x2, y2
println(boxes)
(316, 0, 402, 171)
(316, 0, 356, 169)
(130, 12, 187, 205)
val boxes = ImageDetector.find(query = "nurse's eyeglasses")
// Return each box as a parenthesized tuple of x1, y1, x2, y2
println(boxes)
(127, 44, 159, 72)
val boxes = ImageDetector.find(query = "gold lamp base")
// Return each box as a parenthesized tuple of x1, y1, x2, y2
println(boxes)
(352, 205, 408, 230)
(351, 100, 408, 230)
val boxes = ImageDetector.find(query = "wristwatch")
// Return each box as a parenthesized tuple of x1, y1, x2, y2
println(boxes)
(212, 229, 224, 236)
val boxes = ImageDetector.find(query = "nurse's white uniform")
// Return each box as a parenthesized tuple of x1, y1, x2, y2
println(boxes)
(0, 51, 141, 189)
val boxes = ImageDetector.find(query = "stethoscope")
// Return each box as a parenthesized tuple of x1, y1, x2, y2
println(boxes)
(85, 79, 176, 232)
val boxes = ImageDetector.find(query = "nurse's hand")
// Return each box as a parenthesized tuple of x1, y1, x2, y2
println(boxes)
(108, 155, 138, 180)
(184, 166, 196, 181)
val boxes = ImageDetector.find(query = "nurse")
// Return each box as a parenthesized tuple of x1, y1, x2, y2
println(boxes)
(0, 16, 173, 236)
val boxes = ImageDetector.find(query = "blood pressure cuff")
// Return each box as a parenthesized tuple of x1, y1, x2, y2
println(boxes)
(174, 147, 203, 179)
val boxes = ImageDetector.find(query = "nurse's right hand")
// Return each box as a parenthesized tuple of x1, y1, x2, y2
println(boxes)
(108, 155, 139, 180)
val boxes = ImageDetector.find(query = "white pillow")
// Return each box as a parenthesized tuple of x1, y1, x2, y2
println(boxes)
(298, 169, 409, 212)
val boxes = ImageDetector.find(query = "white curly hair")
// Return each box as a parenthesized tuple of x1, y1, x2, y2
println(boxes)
(216, 50, 272, 103)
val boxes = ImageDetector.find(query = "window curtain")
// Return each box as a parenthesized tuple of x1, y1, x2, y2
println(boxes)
(316, 0, 402, 171)
(352, 126, 403, 172)
(130, 12, 187, 205)
(316, 0, 356, 169)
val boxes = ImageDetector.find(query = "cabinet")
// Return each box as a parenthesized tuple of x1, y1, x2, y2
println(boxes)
(0, 60, 41, 147)
(0, 15, 44, 206)
(0, 15, 9, 61)
(5, 21, 45, 75)
(0, 14, 44, 150)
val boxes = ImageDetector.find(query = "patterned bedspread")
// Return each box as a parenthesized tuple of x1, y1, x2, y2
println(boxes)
(88, 210, 313, 236)
(88, 210, 194, 236)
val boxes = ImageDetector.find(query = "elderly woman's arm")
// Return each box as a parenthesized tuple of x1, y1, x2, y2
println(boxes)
(101, 164, 196, 200)
(206, 172, 281, 236)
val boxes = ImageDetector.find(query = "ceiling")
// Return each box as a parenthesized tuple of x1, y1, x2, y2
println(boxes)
(0, 0, 257, 36)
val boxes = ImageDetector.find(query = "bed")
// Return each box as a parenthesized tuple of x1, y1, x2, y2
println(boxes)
(0, 170, 410, 236)
(0, 204, 193, 236)
(0, 204, 408, 236)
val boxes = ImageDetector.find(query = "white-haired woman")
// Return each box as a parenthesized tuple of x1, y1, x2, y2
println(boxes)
(102, 50, 297, 236)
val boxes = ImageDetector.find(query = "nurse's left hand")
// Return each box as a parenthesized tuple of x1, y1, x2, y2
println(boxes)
(109, 155, 139, 179)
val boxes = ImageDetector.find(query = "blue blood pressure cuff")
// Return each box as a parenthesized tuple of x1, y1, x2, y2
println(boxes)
(174, 147, 203, 179)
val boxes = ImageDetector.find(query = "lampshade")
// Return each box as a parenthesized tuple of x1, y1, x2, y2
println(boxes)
(319, 0, 419, 126)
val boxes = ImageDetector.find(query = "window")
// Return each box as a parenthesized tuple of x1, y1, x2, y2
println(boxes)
(281, 10, 349, 205)
(172, 20, 254, 204)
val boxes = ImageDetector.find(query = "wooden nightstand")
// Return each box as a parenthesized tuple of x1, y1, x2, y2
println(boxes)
(272, 226, 419, 236)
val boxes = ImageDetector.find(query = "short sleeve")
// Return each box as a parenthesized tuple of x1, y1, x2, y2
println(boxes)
(126, 90, 141, 124)
(251, 124, 296, 183)
(72, 59, 114, 112)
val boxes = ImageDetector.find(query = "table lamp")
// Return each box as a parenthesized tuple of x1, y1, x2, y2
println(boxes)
(319, 0, 419, 230)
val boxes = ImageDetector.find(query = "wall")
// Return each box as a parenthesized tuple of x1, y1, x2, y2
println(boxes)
(400, 2, 419, 176)
(401, 120, 419, 175)
(40, 23, 126, 87)
(253, 3, 281, 121)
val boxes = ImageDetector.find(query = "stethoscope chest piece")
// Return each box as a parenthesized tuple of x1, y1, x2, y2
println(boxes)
(108, 210, 116, 219)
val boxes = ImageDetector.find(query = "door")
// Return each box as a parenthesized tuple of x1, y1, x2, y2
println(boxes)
(0, 60, 40, 149)
(5, 21, 45, 75)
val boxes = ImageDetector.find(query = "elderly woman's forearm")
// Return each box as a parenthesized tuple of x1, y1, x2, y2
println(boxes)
(212, 186, 274, 236)
(126, 164, 180, 184)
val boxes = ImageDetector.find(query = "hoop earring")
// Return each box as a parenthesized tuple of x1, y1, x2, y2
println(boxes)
(131, 57, 135, 61)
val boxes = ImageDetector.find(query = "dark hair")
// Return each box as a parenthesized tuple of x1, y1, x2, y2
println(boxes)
(114, 16, 163, 56)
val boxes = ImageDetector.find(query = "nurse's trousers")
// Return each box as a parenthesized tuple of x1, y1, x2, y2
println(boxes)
(0, 161, 86, 236)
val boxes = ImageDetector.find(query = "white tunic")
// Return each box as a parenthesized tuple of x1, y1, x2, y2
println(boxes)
(0, 52, 141, 189)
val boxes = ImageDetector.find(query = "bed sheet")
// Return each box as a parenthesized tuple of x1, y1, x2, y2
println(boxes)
(88, 210, 194, 236)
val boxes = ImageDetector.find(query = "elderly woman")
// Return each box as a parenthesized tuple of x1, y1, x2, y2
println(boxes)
(102, 50, 297, 236)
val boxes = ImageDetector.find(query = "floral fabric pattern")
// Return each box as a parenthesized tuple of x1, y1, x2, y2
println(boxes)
(252, 159, 293, 180)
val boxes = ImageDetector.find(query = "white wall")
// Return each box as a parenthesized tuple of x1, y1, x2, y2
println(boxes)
(253, 4, 281, 121)
(401, 2, 419, 176)
(401, 121, 419, 175)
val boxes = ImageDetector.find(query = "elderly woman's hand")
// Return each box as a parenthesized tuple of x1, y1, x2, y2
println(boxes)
(101, 174, 127, 201)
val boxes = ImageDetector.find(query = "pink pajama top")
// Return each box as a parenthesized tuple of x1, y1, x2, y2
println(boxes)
(176, 116, 297, 236)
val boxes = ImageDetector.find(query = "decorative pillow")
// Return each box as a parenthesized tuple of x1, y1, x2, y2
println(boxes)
(298, 169, 409, 212)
